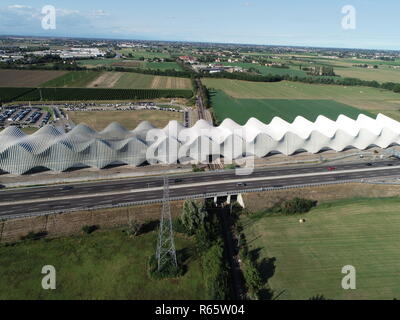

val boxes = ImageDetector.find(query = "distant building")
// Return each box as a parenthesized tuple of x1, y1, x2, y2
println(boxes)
(31, 48, 105, 59)
(179, 56, 198, 64)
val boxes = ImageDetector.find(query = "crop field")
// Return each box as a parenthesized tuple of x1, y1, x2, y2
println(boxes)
(77, 58, 127, 67)
(145, 62, 183, 71)
(113, 73, 192, 90)
(3, 87, 193, 102)
(67, 109, 183, 130)
(80, 59, 182, 71)
(203, 78, 400, 113)
(210, 90, 370, 124)
(0, 70, 67, 87)
(0, 229, 205, 300)
(41, 71, 103, 88)
(335, 66, 400, 83)
(242, 197, 400, 300)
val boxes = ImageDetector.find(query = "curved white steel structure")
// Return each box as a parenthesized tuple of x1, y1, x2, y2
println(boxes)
(0, 113, 399, 175)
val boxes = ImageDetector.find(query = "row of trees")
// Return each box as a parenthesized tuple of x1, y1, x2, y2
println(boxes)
(205, 70, 400, 94)
(0, 87, 193, 103)
(178, 200, 230, 300)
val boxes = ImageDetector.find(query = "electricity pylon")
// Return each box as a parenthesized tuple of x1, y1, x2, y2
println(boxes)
(156, 176, 177, 271)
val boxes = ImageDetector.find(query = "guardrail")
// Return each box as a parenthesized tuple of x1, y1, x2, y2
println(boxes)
(0, 178, 361, 221)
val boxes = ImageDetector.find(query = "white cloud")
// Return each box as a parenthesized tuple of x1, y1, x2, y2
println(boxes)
(90, 10, 109, 17)
(56, 8, 80, 17)
(241, 2, 254, 7)
(7, 4, 32, 9)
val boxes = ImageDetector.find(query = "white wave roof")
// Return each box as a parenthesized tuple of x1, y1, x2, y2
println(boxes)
(0, 113, 399, 174)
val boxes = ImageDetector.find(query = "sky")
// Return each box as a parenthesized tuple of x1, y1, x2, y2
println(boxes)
(0, 0, 399, 50)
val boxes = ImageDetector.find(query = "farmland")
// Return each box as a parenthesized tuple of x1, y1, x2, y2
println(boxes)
(0, 228, 205, 300)
(78, 59, 183, 71)
(242, 197, 400, 300)
(145, 62, 183, 71)
(113, 73, 192, 89)
(77, 58, 128, 67)
(40, 71, 103, 88)
(0, 70, 67, 87)
(40, 71, 192, 90)
(335, 66, 400, 83)
(203, 78, 400, 120)
(67, 109, 183, 130)
(210, 90, 370, 124)
(0, 87, 193, 102)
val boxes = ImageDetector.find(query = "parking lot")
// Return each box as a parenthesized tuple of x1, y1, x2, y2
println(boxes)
(0, 106, 52, 130)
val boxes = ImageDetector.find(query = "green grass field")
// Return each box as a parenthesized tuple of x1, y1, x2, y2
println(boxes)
(113, 73, 192, 89)
(335, 66, 400, 83)
(145, 62, 183, 71)
(0, 229, 205, 300)
(39, 71, 192, 90)
(204, 78, 400, 116)
(41, 71, 103, 88)
(210, 90, 372, 124)
(77, 58, 127, 66)
(242, 197, 400, 300)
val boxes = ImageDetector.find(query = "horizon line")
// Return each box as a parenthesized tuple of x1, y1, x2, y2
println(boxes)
(1, 33, 400, 52)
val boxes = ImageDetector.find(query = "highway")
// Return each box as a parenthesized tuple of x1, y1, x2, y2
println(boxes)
(0, 160, 399, 218)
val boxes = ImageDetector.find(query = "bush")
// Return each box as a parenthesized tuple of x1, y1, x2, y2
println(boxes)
(181, 200, 208, 235)
(195, 223, 215, 252)
(280, 198, 317, 215)
(148, 253, 185, 280)
(192, 164, 205, 172)
(82, 225, 99, 234)
(20, 231, 48, 241)
(242, 257, 263, 300)
(202, 244, 230, 300)
(172, 218, 187, 234)
(225, 164, 237, 170)
(265, 198, 317, 216)
(125, 219, 142, 237)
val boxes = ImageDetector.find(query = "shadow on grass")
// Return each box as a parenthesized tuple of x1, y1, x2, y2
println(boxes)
(249, 248, 277, 300)
(20, 231, 48, 241)
(140, 220, 159, 234)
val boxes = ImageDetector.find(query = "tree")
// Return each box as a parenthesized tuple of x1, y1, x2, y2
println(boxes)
(181, 200, 207, 235)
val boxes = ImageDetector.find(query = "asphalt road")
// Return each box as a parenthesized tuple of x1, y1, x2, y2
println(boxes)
(0, 160, 399, 218)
